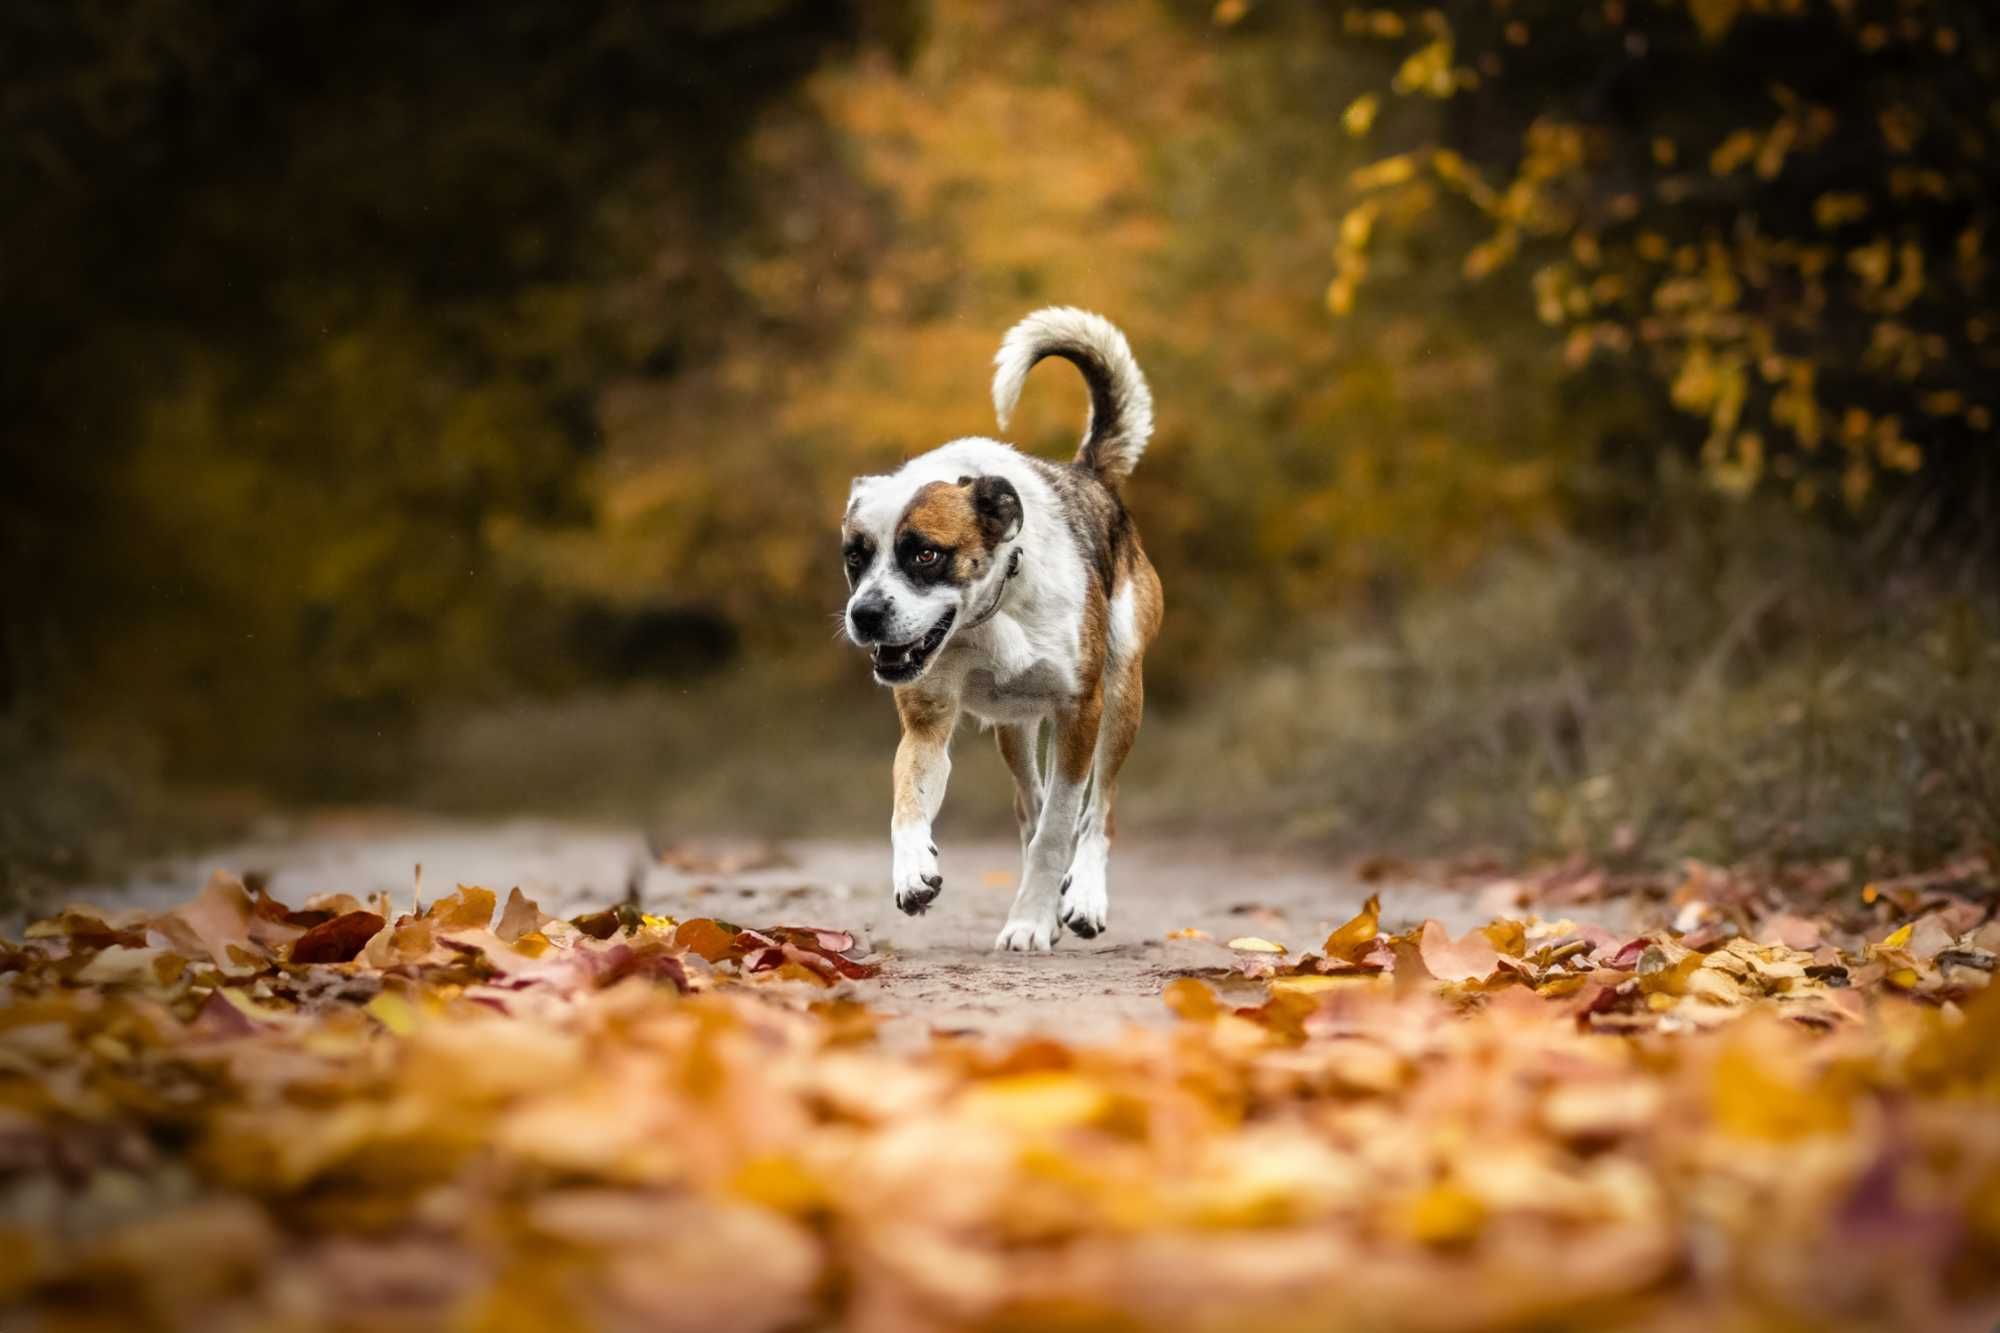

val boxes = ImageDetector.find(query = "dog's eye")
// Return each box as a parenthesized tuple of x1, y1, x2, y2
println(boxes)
(912, 547, 941, 567)
(844, 549, 865, 570)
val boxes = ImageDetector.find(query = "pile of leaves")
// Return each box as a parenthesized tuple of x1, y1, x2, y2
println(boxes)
(3, 872, 1998, 1330)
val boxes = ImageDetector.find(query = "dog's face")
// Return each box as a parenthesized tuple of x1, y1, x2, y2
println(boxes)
(842, 472, 1023, 685)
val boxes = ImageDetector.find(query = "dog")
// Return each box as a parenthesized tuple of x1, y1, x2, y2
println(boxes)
(840, 308, 1163, 951)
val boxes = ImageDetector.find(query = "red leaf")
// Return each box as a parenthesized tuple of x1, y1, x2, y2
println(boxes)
(586, 943, 689, 992)
(289, 911, 387, 964)
(571, 909, 623, 941)
(772, 926, 856, 954)
(1607, 937, 1652, 970)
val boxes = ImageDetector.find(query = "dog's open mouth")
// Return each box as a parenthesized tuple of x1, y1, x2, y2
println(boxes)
(871, 609, 956, 684)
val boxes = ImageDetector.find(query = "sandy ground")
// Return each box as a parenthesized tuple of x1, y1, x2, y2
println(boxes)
(69, 814, 1503, 1041)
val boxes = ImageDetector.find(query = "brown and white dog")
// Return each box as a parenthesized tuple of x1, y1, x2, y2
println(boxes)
(840, 308, 1163, 951)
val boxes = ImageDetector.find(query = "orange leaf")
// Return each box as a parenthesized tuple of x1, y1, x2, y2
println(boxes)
(1162, 977, 1222, 1021)
(1416, 920, 1501, 983)
(427, 886, 497, 931)
(1323, 894, 1381, 962)
(674, 918, 740, 963)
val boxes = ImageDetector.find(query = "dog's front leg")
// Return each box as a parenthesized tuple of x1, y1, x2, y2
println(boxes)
(890, 689, 957, 915)
(995, 686, 1102, 951)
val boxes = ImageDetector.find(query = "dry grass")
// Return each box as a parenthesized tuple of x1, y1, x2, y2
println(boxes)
(1136, 497, 2000, 866)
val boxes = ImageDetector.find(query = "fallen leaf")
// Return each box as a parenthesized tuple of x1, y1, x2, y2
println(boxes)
(1323, 894, 1381, 962)
(494, 888, 553, 944)
(1417, 920, 1501, 983)
(158, 872, 256, 969)
(956, 1072, 1111, 1133)
(427, 886, 497, 932)
(1163, 977, 1222, 1020)
(365, 991, 418, 1036)
(289, 912, 387, 964)
(1397, 1182, 1484, 1245)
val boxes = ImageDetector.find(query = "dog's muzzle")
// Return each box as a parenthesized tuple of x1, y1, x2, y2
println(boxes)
(871, 608, 955, 684)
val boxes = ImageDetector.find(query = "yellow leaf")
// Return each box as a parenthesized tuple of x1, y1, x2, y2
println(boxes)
(1271, 973, 1383, 996)
(1710, 1036, 1850, 1140)
(211, 986, 291, 1025)
(1392, 39, 1456, 98)
(1814, 193, 1870, 229)
(1342, 93, 1380, 138)
(1462, 229, 1518, 280)
(1880, 923, 1914, 950)
(730, 1155, 828, 1214)
(1323, 894, 1381, 962)
(1338, 202, 1378, 252)
(1710, 129, 1758, 176)
(1397, 1182, 1484, 1245)
(364, 991, 417, 1036)
(1326, 273, 1358, 317)
(1349, 153, 1418, 191)
(1687, 0, 1741, 43)
(1227, 937, 1287, 954)
(1163, 977, 1222, 1020)
(1479, 919, 1527, 957)
(428, 885, 497, 931)
(958, 1072, 1111, 1133)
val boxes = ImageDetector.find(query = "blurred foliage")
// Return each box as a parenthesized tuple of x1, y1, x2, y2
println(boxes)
(11, 0, 1997, 853)
(567, 0, 1574, 697)
(1318, 0, 2000, 514)
(1, 0, 913, 786)
(1140, 484, 2000, 863)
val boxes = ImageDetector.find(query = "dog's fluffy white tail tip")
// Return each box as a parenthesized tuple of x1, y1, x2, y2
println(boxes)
(992, 306, 1153, 485)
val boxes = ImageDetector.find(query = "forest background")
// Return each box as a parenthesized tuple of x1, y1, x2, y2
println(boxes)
(6, 0, 1998, 898)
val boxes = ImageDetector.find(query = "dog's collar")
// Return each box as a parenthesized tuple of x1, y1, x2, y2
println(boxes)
(961, 547, 1023, 631)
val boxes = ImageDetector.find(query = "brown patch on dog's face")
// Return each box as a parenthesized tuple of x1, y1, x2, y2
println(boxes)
(899, 482, 982, 573)
(895, 477, 1022, 585)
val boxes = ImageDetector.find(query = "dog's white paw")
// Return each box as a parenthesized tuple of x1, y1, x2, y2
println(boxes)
(892, 832, 943, 915)
(1057, 866, 1109, 940)
(994, 914, 1059, 952)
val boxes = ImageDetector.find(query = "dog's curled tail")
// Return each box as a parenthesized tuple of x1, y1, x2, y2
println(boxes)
(992, 307, 1153, 486)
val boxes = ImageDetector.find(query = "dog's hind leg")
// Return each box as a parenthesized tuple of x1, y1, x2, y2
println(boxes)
(891, 689, 958, 915)
(1058, 654, 1143, 940)
(996, 687, 1101, 951)
(995, 722, 1044, 859)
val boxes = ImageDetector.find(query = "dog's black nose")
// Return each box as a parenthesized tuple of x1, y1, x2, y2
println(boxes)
(849, 597, 890, 641)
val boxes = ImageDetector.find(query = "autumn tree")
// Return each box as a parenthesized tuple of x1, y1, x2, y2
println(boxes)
(1326, 0, 1999, 521)
(1, 0, 913, 782)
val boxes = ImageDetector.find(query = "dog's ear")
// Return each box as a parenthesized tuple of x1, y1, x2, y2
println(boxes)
(968, 475, 1022, 547)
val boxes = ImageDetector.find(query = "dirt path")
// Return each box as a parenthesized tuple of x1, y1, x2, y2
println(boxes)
(80, 813, 1505, 1041)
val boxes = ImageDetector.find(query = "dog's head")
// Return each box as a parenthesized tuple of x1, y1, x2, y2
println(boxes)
(841, 471, 1023, 685)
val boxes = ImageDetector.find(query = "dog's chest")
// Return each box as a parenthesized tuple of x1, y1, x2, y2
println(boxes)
(961, 662, 1070, 722)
